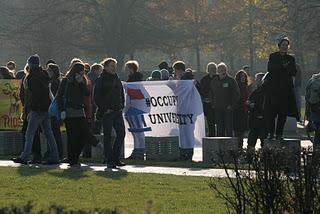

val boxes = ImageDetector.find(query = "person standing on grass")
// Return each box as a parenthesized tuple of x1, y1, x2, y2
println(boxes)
(94, 58, 126, 168)
(47, 63, 64, 160)
(56, 62, 98, 167)
(12, 54, 59, 164)
(125, 60, 145, 160)
(88, 63, 103, 134)
(17, 64, 42, 163)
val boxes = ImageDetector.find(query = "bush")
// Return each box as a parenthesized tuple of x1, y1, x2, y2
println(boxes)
(0, 201, 154, 214)
(209, 147, 320, 213)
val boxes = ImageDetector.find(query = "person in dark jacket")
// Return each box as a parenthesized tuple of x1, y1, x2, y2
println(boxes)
(56, 62, 98, 167)
(94, 58, 126, 168)
(160, 69, 170, 80)
(11, 54, 59, 164)
(18, 64, 42, 163)
(125, 60, 145, 160)
(0, 66, 15, 79)
(87, 63, 104, 135)
(210, 62, 240, 137)
(6, 61, 16, 77)
(247, 73, 267, 154)
(200, 62, 218, 137)
(265, 35, 298, 140)
(294, 63, 302, 121)
(47, 63, 63, 159)
(234, 70, 250, 149)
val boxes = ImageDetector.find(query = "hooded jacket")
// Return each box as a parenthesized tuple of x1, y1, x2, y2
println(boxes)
(23, 68, 51, 112)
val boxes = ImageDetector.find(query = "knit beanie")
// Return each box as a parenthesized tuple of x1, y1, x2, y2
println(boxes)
(27, 54, 40, 68)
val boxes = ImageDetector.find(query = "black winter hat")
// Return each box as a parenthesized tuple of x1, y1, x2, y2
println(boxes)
(27, 54, 40, 68)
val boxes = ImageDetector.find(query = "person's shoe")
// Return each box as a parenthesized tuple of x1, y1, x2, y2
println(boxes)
(91, 136, 100, 147)
(267, 135, 275, 140)
(42, 160, 60, 165)
(115, 160, 126, 167)
(69, 163, 81, 168)
(95, 142, 104, 150)
(126, 154, 144, 160)
(106, 163, 117, 169)
(11, 157, 28, 165)
(30, 159, 42, 164)
(61, 158, 69, 163)
(275, 135, 284, 140)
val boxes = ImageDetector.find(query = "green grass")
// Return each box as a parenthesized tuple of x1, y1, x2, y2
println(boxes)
(0, 166, 227, 213)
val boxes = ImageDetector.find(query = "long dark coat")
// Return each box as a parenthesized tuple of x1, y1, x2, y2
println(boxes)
(265, 51, 299, 120)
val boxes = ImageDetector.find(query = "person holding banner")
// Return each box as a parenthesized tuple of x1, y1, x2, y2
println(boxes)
(125, 60, 145, 160)
(173, 61, 196, 160)
(12, 54, 59, 164)
(94, 58, 126, 168)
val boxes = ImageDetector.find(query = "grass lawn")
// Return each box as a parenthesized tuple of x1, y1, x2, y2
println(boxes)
(0, 166, 227, 213)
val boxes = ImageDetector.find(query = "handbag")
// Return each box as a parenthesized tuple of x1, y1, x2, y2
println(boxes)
(49, 97, 60, 120)
(49, 79, 69, 120)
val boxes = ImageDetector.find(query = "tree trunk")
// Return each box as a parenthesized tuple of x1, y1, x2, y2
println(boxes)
(196, 44, 201, 72)
(248, 0, 255, 72)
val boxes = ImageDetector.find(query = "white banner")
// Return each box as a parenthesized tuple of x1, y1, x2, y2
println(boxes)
(123, 80, 205, 148)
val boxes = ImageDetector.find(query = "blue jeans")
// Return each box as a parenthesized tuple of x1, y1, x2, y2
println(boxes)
(20, 111, 59, 162)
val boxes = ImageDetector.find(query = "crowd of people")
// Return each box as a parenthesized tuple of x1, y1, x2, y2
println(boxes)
(0, 34, 308, 167)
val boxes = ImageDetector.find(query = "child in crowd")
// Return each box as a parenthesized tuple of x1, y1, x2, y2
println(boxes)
(246, 73, 267, 158)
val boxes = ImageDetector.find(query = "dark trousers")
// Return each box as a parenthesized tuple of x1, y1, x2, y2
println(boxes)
(203, 103, 216, 137)
(102, 111, 125, 164)
(65, 117, 96, 165)
(267, 113, 287, 137)
(82, 122, 93, 158)
(247, 118, 266, 149)
(22, 119, 41, 161)
(51, 117, 63, 159)
(215, 108, 233, 137)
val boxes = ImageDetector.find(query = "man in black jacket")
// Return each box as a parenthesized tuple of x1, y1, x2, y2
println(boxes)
(200, 62, 218, 137)
(12, 54, 59, 164)
(94, 58, 125, 168)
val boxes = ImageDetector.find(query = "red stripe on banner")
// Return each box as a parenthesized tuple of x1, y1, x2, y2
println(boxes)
(128, 88, 144, 99)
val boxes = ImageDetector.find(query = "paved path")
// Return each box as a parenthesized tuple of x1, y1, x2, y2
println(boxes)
(0, 160, 234, 178)
(0, 139, 313, 178)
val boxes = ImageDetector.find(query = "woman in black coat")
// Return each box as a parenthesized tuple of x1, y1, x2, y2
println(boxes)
(56, 62, 98, 167)
(265, 36, 298, 140)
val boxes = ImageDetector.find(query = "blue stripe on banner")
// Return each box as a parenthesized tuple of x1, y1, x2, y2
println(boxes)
(128, 127, 152, 133)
